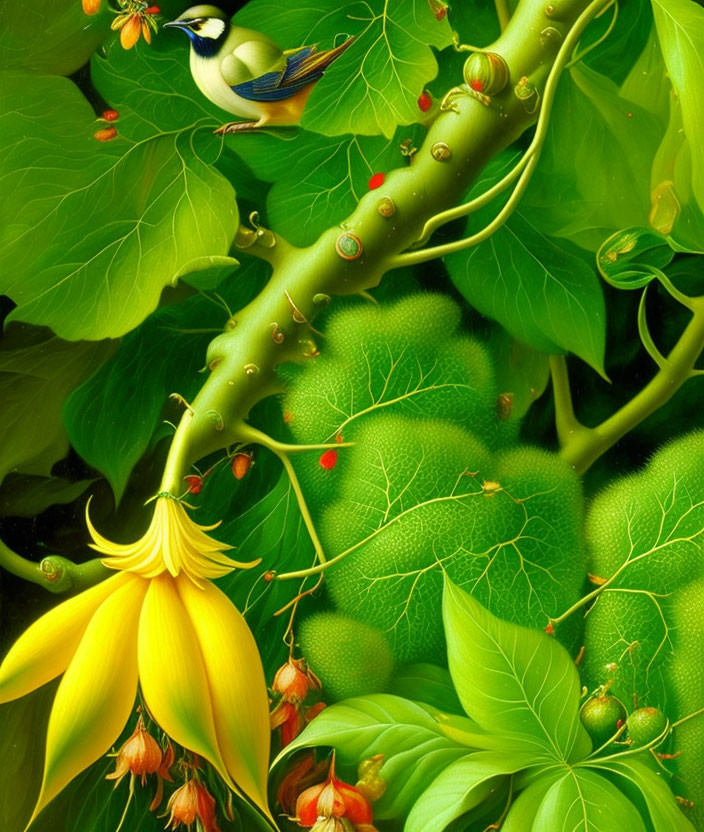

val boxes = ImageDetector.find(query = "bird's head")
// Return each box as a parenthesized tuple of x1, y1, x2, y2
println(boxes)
(163, 5, 230, 58)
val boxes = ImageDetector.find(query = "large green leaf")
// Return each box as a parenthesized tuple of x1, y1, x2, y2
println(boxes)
(232, 126, 423, 247)
(593, 759, 695, 831)
(501, 774, 561, 832)
(532, 769, 647, 832)
(523, 63, 662, 251)
(63, 262, 266, 503)
(405, 751, 536, 832)
(0, 475, 95, 518)
(0, 72, 238, 340)
(0, 327, 114, 483)
(0, 0, 110, 76)
(276, 694, 478, 820)
(443, 581, 591, 763)
(445, 153, 606, 374)
(234, 0, 453, 137)
(652, 0, 704, 212)
(389, 663, 464, 715)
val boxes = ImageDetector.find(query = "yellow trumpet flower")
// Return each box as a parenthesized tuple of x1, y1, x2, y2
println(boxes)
(0, 497, 272, 828)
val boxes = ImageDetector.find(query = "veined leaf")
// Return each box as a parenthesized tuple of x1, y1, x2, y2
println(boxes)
(232, 126, 423, 246)
(652, 0, 704, 213)
(405, 751, 535, 832)
(532, 769, 647, 832)
(591, 758, 696, 831)
(445, 152, 607, 374)
(597, 227, 675, 290)
(443, 581, 591, 763)
(501, 773, 562, 832)
(389, 663, 464, 715)
(234, 0, 453, 137)
(0, 327, 114, 484)
(0, 0, 110, 76)
(0, 72, 238, 340)
(276, 694, 477, 820)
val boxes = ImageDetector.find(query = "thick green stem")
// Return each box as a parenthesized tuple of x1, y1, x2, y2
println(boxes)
(0, 539, 108, 594)
(560, 298, 704, 474)
(159, 0, 598, 507)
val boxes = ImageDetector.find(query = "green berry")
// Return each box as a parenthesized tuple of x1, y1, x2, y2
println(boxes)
(298, 612, 393, 701)
(580, 695, 627, 747)
(626, 707, 668, 747)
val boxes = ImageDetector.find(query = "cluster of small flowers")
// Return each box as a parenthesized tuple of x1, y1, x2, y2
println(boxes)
(270, 656, 326, 747)
(107, 714, 224, 831)
(82, 0, 160, 50)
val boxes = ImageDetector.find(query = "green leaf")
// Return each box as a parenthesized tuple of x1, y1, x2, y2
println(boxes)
(524, 63, 662, 251)
(405, 751, 535, 832)
(232, 126, 423, 247)
(389, 663, 464, 715)
(0, 327, 114, 483)
(443, 580, 591, 763)
(445, 153, 606, 374)
(277, 694, 478, 820)
(0, 0, 109, 76)
(489, 333, 551, 422)
(597, 227, 675, 290)
(533, 769, 647, 832)
(234, 0, 453, 137)
(501, 773, 562, 832)
(0, 72, 238, 340)
(63, 263, 265, 502)
(652, 0, 704, 212)
(0, 475, 96, 518)
(592, 758, 696, 831)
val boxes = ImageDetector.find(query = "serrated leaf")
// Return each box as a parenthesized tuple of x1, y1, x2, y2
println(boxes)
(0, 72, 238, 340)
(443, 581, 591, 763)
(445, 152, 606, 374)
(0, 328, 114, 484)
(234, 0, 453, 137)
(276, 694, 478, 820)
(0, 0, 110, 76)
(652, 0, 704, 213)
(533, 769, 647, 832)
(405, 751, 535, 832)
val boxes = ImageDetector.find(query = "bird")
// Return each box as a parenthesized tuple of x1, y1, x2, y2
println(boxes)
(164, 5, 355, 135)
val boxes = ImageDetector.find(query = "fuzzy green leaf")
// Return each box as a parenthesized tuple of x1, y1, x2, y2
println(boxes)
(234, 0, 453, 137)
(443, 581, 591, 763)
(445, 153, 607, 374)
(532, 769, 647, 832)
(0, 72, 238, 340)
(652, 0, 704, 213)
(276, 694, 478, 820)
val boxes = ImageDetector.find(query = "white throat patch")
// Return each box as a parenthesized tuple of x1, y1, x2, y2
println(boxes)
(198, 18, 226, 39)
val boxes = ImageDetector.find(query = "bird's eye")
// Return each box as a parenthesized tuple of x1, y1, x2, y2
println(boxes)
(189, 19, 203, 31)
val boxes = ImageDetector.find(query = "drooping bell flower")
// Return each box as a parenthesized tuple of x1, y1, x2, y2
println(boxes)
(295, 755, 373, 827)
(0, 495, 272, 825)
(106, 715, 162, 787)
(273, 656, 321, 703)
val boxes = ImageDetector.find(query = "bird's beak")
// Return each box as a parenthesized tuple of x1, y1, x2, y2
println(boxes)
(162, 20, 189, 29)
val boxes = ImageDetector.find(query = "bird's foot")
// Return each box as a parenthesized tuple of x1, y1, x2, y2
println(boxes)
(214, 121, 261, 135)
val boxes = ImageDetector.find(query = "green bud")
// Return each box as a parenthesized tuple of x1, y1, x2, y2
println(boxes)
(580, 695, 627, 748)
(626, 707, 668, 747)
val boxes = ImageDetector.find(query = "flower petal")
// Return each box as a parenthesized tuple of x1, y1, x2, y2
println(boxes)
(0, 573, 130, 704)
(138, 575, 229, 783)
(177, 576, 271, 816)
(29, 574, 147, 822)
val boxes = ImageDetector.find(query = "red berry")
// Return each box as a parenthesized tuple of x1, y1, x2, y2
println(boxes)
(102, 109, 119, 122)
(470, 79, 484, 92)
(145, 5, 160, 13)
(417, 91, 432, 112)
(184, 475, 203, 495)
(319, 450, 338, 470)
(544, 621, 555, 636)
(94, 127, 118, 142)
(368, 172, 385, 190)
(232, 452, 253, 480)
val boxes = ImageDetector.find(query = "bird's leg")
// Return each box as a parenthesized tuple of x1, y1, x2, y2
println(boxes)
(214, 120, 263, 135)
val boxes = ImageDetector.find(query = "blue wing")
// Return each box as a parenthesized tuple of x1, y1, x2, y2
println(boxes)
(232, 40, 354, 102)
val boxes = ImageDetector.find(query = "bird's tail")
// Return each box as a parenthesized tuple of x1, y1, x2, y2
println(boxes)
(286, 37, 356, 85)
